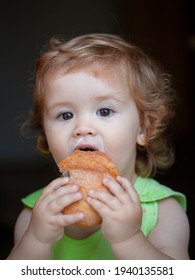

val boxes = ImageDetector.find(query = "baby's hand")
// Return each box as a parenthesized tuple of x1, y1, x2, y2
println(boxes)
(87, 176, 142, 244)
(27, 177, 84, 245)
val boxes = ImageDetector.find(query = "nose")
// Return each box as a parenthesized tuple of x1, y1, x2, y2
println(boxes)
(73, 116, 97, 137)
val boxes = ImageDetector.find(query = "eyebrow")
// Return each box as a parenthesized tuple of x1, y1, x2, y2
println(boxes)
(94, 93, 125, 103)
(46, 101, 74, 112)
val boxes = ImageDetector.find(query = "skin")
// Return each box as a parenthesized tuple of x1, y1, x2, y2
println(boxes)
(7, 71, 190, 259)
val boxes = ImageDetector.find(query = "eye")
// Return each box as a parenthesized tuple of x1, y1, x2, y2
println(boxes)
(97, 108, 114, 117)
(58, 112, 74, 121)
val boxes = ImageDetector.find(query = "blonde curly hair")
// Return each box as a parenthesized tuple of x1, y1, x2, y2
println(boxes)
(26, 33, 177, 177)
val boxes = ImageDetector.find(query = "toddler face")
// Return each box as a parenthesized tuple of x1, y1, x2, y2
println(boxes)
(43, 71, 145, 180)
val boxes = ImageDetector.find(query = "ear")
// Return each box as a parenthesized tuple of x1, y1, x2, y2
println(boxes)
(137, 113, 149, 146)
(37, 132, 50, 154)
(136, 127, 146, 146)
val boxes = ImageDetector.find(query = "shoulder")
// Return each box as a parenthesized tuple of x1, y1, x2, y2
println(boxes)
(134, 177, 186, 210)
(135, 176, 189, 257)
(15, 189, 43, 244)
(148, 197, 190, 259)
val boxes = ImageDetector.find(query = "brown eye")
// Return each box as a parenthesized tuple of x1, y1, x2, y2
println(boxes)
(97, 108, 113, 117)
(59, 112, 74, 120)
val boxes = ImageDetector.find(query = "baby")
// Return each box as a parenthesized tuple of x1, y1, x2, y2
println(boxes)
(7, 33, 189, 259)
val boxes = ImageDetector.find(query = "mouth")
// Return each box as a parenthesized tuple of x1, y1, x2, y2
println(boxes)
(74, 144, 98, 152)
(79, 148, 95, 152)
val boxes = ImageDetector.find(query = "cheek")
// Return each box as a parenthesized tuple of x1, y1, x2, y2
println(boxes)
(104, 122, 139, 171)
(44, 127, 64, 161)
(112, 135, 137, 158)
(46, 129, 75, 165)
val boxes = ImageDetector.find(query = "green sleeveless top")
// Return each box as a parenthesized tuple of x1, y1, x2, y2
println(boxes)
(22, 177, 186, 260)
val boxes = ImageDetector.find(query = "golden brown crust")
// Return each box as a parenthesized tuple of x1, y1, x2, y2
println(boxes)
(58, 150, 119, 177)
(58, 150, 119, 227)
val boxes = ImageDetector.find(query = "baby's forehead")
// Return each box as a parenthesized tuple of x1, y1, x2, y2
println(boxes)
(49, 63, 129, 88)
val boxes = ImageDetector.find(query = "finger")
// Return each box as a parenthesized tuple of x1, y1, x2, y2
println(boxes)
(56, 212, 85, 227)
(48, 191, 83, 214)
(40, 177, 70, 199)
(88, 189, 121, 211)
(116, 176, 140, 202)
(41, 184, 80, 206)
(87, 196, 112, 218)
(102, 176, 130, 204)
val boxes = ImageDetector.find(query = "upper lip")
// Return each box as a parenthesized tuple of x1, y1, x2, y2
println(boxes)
(71, 137, 104, 153)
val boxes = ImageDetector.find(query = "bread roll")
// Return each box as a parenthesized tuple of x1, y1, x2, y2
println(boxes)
(58, 150, 119, 227)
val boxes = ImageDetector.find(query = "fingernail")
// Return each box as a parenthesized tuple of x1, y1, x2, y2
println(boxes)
(76, 192, 82, 198)
(62, 176, 69, 182)
(78, 212, 85, 219)
(88, 189, 95, 196)
(103, 177, 109, 184)
(86, 197, 92, 203)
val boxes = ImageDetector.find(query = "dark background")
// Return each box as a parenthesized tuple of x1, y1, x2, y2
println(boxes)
(0, 0, 194, 259)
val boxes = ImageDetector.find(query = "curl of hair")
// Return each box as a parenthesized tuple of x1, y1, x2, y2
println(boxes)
(25, 33, 177, 177)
